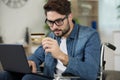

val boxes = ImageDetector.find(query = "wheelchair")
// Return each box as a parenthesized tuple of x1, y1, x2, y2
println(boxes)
(40, 43, 116, 80)
(98, 43, 116, 80)
(53, 43, 116, 80)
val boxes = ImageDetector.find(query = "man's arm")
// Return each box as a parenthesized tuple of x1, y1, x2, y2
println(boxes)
(27, 45, 45, 71)
(65, 32, 101, 80)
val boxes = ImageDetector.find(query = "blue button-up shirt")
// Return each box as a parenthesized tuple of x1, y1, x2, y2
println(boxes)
(28, 21, 101, 80)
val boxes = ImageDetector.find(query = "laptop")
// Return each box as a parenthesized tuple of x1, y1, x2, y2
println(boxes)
(0, 44, 53, 79)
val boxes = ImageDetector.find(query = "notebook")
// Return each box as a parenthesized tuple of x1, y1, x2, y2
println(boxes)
(0, 44, 53, 79)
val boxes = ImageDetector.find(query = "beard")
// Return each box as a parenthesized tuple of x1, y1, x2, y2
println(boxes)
(52, 23, 70, 37)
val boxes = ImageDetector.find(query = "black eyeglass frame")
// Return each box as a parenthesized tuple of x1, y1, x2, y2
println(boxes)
(45, 16, 68, 27)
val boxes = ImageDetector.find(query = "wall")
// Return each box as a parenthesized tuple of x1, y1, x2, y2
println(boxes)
(0, 0, 46, 43)
(99, 0, 120, 70)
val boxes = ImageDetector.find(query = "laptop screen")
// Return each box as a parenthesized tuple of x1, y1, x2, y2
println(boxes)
(0, 44, 31, 73)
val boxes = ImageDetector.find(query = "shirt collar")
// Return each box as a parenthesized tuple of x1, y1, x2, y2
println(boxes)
(67, 20, 79, 39)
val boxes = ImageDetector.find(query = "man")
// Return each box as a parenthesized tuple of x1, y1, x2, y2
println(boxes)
(0, 0, 101, 80)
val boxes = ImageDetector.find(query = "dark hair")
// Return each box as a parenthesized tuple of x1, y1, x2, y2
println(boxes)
(44, 0, 71, 16)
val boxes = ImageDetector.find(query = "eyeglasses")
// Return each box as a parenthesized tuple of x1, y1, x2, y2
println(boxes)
(45, 16, 67, 27)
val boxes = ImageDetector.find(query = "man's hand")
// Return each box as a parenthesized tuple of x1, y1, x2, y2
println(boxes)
(42, 37, 62, 58)
(28, 60, 37, 73)
(42, 37, 68, 65)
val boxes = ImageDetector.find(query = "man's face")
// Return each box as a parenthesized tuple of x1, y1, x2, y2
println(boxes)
(45, 11, 70, 37)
